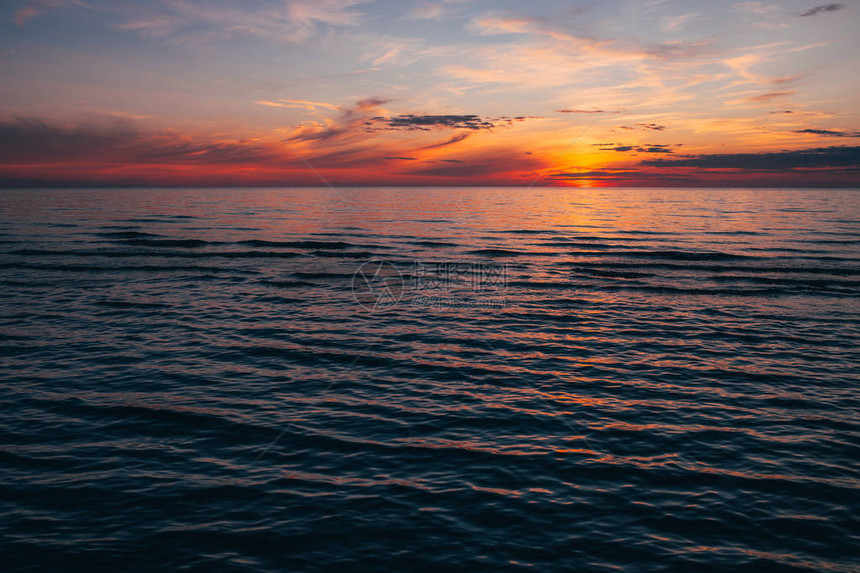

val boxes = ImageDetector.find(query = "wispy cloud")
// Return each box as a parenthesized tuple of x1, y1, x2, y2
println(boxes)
(727, 90, 796, 105)
(747, 90, 795, 103)
(730, 3, 789, 29)
(407, 0, 470, 21)
(419, 133, 471, 149)
(284, 97, 390, 143)
(733, 2, 779, 16)
(470, 14, 714, 61)
(15, 0, 85, 26)
(661, 12, 701, 33)
(18, 0, 370, 43)
(256, 99, 341, 111)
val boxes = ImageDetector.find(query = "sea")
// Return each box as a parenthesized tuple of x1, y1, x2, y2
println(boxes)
(0, 187, 858, 572)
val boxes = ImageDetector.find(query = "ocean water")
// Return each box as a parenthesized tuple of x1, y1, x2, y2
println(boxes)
(0, 187, 858, 572)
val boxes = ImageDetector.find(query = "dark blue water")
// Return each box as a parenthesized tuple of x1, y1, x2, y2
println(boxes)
(1, 187, 858, 572)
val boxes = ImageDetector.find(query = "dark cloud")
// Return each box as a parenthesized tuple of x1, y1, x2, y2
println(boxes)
(637, 123, 666, 131)
(0, 116, 280, 165)
(0, 116, 136, 162)
(541, 165, 858, 186)
(555, 108, 621, 114)
(437, 159, 466, 164)
(793, 128, 860, 137)
(799, 3, 844, 16)
(420, 132, 471, 149)
(369, 114, 522, 131)
(616, 123, 666, 132)
(641, 145, 860, 170)
(595, 143, 675, 154)
(384, 156, 417, 160)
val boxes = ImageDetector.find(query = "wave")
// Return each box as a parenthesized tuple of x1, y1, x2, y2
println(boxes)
(803, 239, 860, 245)
(309, 250, 377, 259)
(118, 215, 197, 222)
(0, 262, 248, 273)
(703, 230, 765, 236)
(94, 231, 161, 239)
(8, 249, 305, 259)
(96, 300, 169, 309)
(238, 240, 357, 250)
(112, 238, 212, 248)
(507, 279, 854, 297)
(468, 248, 525, 257)
(559, 260, 860, 276)
(585, 249, 750, 261)
(538, 241, 635, 249)
(493, 229, 560, 235)
(89, 235, 379, 251)
(708, 275, 860, 289)
(261, 279, 317, 288)
(406, 240, 459, 248)
(614, 229, 684, 235)
(290, 271, 356, 280)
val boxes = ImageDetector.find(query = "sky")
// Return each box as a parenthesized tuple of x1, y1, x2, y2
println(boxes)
(1, 0, 859, 187)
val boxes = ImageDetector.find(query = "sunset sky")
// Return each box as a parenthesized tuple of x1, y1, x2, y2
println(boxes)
(2, 0, 859, 187)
